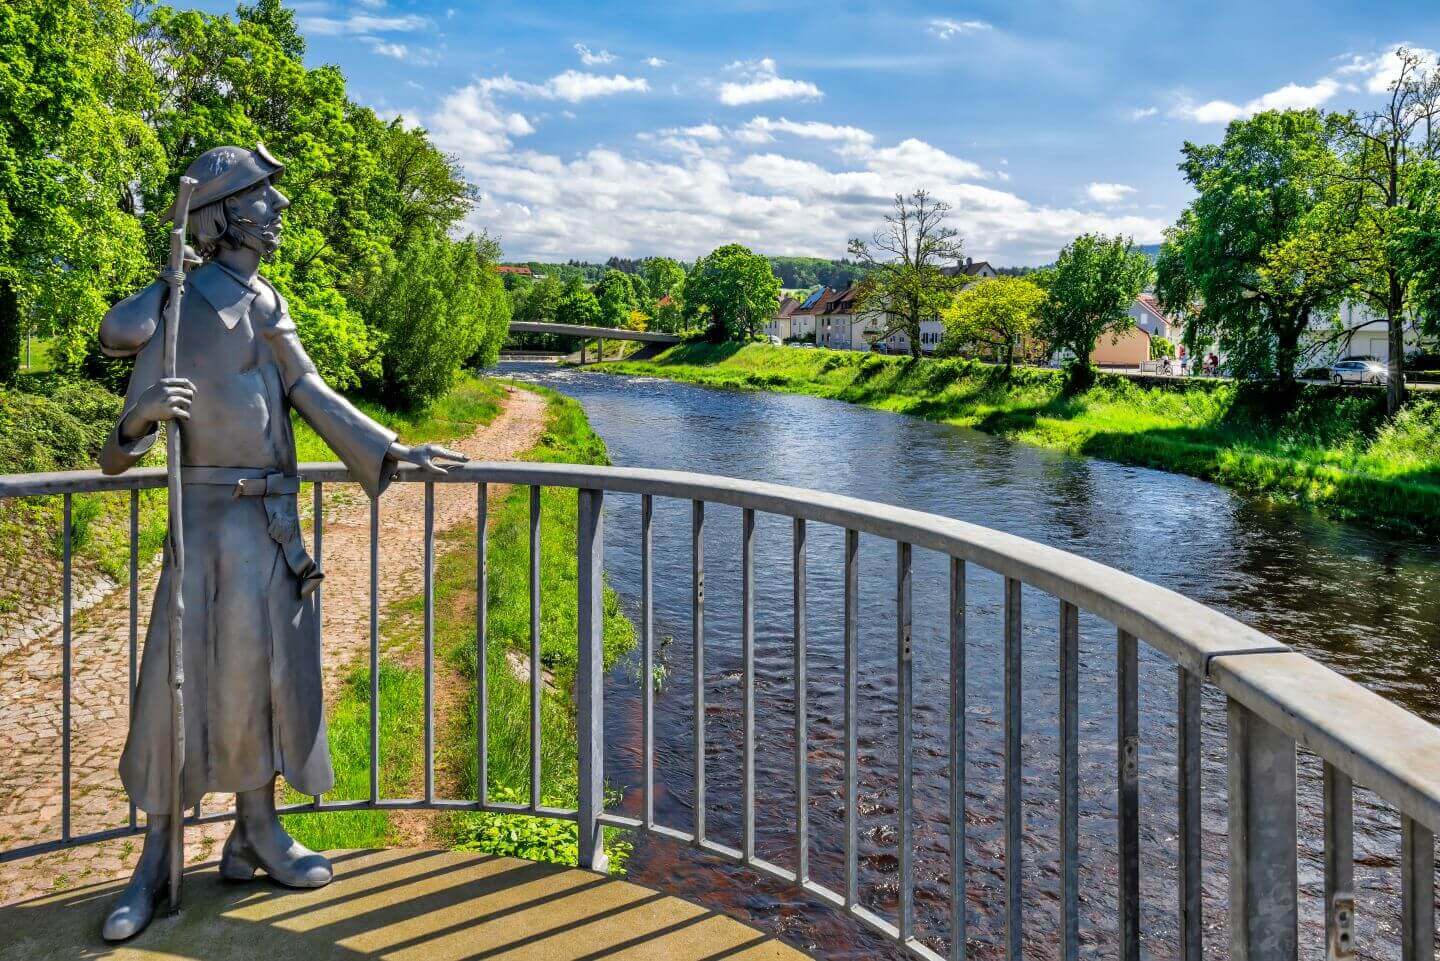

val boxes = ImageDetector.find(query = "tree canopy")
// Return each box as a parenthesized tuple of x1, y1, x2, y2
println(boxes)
(1156, 110, 1351, 385)
(848, 191, 967, 358)
(1039, 233, 1151, 386)
(940, 276, 1047, 376)
(683, 244, 780, 342)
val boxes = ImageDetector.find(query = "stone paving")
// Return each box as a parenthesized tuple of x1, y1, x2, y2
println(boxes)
(0, 387, 547, 905)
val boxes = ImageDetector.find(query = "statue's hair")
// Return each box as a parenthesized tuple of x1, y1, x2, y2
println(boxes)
(189, 200, 237, 258)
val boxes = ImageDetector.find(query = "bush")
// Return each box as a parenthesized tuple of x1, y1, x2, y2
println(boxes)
(1151, 336, 1176, 359)
(0, 378, 122, 473)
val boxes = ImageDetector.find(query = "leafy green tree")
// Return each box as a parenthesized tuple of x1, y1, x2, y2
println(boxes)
(594, 270, 635, 329)
(683, 244, 781, 341)
(0, 0, 164, 373)
(1333, 48, 1440, 412)
(1156, 110, 1352, 386)
(848, 190, 965, 358)
(363, 231, 495, 410)
(1396, 164, 1440, 343)
(515, 275, 563, 324)
(555, 277, 602, 328)
(1040, 233, 1151, 388)
(641, 257, 685, 302)
(940, 276, 1047, 377)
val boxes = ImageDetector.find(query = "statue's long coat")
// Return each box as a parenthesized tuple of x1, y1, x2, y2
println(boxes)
(100, 259, 396, 813)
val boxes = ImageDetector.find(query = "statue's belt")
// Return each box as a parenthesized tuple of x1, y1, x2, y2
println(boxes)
(182, 467, 323, 598)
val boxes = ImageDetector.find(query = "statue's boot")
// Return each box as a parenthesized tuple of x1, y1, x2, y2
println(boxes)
(220, 781, 332, 888)
(101, 816, 172, 941)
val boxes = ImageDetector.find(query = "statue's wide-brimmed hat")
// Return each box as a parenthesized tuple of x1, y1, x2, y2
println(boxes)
(164, 143, 284, 221)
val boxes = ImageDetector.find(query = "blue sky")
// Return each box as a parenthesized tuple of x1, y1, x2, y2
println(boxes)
(188, 1, 1439, 265)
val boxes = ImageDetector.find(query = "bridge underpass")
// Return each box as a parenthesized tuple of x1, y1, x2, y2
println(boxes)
(506, 321, 681, 363)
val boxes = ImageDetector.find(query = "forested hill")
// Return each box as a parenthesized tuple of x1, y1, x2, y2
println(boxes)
(506, 255, 868, 290)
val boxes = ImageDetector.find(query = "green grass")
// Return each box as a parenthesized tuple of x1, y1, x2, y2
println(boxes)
(599, 343, 1440, 534)
(285, 383, 636, 871)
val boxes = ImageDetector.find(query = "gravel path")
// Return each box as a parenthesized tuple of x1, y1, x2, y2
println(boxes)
(0, 385, 547, 905)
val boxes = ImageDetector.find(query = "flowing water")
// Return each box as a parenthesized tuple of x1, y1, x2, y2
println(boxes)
(502, 361, 1440, 961)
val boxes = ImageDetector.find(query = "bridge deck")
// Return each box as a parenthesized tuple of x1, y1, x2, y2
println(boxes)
(0, 848, 807, 960)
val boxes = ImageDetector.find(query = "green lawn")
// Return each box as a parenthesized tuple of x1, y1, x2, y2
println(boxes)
(284, 384, 635, 870)
(599, 343, 1440, 534)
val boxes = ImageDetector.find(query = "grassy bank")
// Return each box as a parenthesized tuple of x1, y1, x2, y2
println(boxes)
(600, 343, 1440, 534)
(286, 384, 636, 869)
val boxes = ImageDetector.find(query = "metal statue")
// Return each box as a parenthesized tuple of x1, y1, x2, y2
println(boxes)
(96, 145, 467, 941)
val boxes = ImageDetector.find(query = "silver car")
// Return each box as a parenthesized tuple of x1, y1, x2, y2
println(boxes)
(1329, 358, 1389, 385)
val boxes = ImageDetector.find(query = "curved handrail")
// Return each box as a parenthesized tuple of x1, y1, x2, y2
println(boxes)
(4, 460, 1438, 835)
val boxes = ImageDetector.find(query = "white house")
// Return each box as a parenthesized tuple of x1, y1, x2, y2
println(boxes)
(1305, 301, 1433, 364)
(764, 296, 802, 341)
(1129, 294, 1185, 342)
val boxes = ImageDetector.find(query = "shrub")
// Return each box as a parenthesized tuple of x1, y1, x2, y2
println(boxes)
(1151, 336, 1176, 359)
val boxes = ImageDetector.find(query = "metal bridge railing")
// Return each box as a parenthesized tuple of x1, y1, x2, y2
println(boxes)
(1, 462, 1437, 961)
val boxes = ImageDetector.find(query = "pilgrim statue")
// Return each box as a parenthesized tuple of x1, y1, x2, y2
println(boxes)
(95, 145, 467, 940)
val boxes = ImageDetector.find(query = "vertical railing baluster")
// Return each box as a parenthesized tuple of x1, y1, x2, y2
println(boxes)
(692, 500, 706, 844)
(477, 482, 489, 805)
(641, 494, 654, 830)
(423, 481, 435, 805)
(897, 542, 915, 944)
(844, 528, 860, 908)
(1401, 815, 1435, 961)
(950, 558, 967, 961)
(1179, 667, 1203, 961)
(128, 489, 139, 831)
(529, 485, 541, 811)
(793, 517, 808, 887)
(369, 495, 379, 805)
(311, 480, 324, 808)
(1059, 601, 1080, 961)
(576, 488, 607, 872)
(1003, 576, 1022, 961)
(1227, 697, 1297, 961)
(62, 494, 72, 843)
(1118, 629, 1140, 961)
(742, 508, 756, 863)
(1323, 762, 1354, 961)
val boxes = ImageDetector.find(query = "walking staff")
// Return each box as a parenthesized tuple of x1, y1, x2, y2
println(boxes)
(161, 176, 197, 912)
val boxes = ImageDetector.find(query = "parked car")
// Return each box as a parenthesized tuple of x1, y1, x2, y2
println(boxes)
(1329, 358, 1389, 385)
(766, 334, 783, 345)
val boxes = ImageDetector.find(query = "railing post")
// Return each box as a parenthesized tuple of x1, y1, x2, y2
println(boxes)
(1227, 698, 1298, 961)
(577, 488, 607, 872)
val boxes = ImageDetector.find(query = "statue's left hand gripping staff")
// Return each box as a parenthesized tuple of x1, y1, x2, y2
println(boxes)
(162, 176, 198, 913)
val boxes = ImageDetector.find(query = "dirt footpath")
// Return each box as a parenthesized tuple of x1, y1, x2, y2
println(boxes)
(0, 385, 547, 906)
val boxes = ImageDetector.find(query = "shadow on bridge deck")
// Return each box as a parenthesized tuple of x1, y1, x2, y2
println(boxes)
(0, 848, 808, 960)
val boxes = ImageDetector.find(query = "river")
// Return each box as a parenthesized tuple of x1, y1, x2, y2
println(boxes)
(501, 361, 1440, 961)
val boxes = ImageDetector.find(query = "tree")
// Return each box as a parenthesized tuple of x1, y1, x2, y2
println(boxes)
(641, 257, 686, 332)
(940, 276, 1047, 377)
(683, 244, 780, 341)
(1334, 48, 1440, 412)
(847, 191, 966, 358)
(0, 0, 164, 373)
(1156, 110, 1352, 386)
(514, 275, 563, 324)
(555, 277, 602, 328)
(593, 269, 635, 328)
(1040, 233, 1151, 388)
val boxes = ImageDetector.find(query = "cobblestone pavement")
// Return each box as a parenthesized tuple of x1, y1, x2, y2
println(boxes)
(0, 386, 547, 906)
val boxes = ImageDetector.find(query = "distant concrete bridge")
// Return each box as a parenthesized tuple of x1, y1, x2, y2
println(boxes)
(507, 321, 680, 363)
(508, 322, 681, 344)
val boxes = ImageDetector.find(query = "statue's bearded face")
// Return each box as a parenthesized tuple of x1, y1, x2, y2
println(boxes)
(222, 178, 289, 258)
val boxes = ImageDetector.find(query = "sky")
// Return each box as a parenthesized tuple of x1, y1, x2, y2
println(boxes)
(185, 0, 1440, 266)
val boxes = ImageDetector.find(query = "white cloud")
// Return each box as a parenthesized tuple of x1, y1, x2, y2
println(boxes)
(427, 82, 1153, 265)
(645, 57, 668, 68)
(479, 70, 649, 103)
(927, 18, 992, 40)
(735, 116, 874, 145)
(298, 13, 427, 35)
(1086, 182, 1135, 204)
(427, 84, 535, 156)
(1336, 43, 1440, 94)
(1173, 78, 1339, 123)
(1128, 106, 1159, 121)
(368, 40, 409, 59)
(717, 59, 822, 106)
(574, 43, 616, 66)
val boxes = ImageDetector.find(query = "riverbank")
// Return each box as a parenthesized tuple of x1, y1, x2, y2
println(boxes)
(285, 383, 636, 869)
(597, 343, 1440, 534)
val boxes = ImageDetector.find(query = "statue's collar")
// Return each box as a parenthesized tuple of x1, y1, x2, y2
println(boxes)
(189, 260, 272, 330)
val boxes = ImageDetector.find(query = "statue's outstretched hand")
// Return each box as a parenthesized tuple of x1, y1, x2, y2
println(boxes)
(391, 442, 469, 474)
